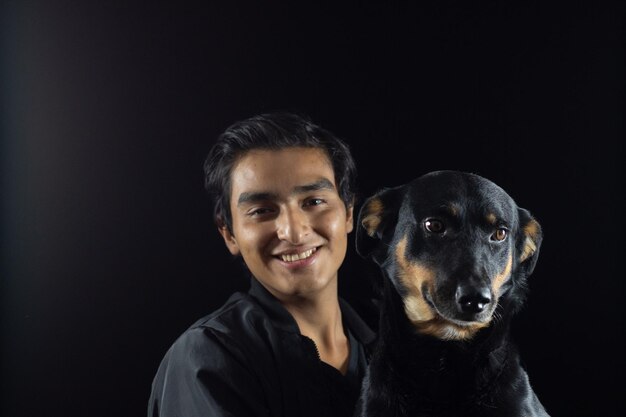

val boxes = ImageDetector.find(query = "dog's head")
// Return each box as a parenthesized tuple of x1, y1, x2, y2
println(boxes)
(356, 171, 542, 341)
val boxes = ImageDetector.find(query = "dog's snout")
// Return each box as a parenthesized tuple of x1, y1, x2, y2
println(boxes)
(455, 283, 492, 314)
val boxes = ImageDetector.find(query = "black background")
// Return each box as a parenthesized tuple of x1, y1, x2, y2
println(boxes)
(1, 1, 623, 416)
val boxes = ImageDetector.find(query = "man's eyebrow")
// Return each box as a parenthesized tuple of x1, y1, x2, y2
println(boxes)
(292, 178, 335, 195)
(236, 178, 336, 207)
(237, 191, 277, 206)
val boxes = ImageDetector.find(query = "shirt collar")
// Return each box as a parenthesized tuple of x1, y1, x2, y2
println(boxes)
(248, 277, 300, 333)
(247, 277, 376, 347)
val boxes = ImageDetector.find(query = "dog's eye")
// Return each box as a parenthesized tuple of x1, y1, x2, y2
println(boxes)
(424, 219, 445, 234)
(492, 228, 508, 241)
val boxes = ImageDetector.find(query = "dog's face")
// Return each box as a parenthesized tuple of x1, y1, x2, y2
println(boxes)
(357, 171, 542, 341)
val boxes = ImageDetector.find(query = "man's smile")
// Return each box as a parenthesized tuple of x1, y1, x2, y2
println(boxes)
(277, 247, 318, 263)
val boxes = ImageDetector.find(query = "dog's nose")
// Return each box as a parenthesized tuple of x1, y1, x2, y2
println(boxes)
(455, 284, 492, 314)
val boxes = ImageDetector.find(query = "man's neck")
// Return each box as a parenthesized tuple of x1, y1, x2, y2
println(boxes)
(283, 288, 350, 374)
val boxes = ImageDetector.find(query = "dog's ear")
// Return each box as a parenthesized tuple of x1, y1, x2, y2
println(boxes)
(516, 208, 543, 276)
(356, 185, 404, 262)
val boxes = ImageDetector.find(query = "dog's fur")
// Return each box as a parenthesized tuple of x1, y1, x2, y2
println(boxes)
(356, 170, 549, 417)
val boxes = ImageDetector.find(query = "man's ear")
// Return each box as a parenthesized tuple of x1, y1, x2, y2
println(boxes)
(218, 226, 241, 256)
(345, 202, 355, 234)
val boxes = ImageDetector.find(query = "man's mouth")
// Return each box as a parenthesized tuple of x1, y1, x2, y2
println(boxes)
(279, 247, 317, 263)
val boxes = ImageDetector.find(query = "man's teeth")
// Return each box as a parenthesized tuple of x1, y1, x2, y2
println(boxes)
(281, 248, 316, 262)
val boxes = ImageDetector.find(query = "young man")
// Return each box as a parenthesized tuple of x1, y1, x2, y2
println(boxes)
(148, 112, 376, 417)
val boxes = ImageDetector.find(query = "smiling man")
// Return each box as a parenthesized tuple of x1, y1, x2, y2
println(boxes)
(148, 113, 376, 417)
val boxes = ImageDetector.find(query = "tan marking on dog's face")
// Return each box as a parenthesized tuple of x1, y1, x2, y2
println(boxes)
(361, 198, 384, 237)
(394, 236, 489, 341)
(446, 203, 461, 217)
(419, 319, 488, 341)
(395, 236, 436, 323)
(486, 212, 497, 225)
(492, 253, 513, 297)
(520, 219, 540, 262)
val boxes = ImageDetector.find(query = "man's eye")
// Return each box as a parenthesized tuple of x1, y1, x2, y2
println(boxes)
(305, 198, 325, 207)
(248, 208, 273, 217)
(424, 219, 445, 234)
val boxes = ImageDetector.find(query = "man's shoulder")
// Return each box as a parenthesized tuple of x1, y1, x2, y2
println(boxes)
(178, 291, 269, 345)
(156, 291, 275, 374)
(190, 291, 253, 328)
(148, 292, 283, 416)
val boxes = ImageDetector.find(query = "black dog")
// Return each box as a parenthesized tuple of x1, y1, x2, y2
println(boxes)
(356, 170, 549, 417)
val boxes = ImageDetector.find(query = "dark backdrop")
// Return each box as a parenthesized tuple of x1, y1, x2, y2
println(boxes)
(1, 1, 623, 416)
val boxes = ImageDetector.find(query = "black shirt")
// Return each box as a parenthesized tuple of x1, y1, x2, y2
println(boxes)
(148, 278, 376, 417)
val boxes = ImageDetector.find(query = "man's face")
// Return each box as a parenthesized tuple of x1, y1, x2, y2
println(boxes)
(219, 147, 353, 303)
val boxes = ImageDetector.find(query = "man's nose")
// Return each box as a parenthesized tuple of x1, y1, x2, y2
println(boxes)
(276, 208, 309, 244)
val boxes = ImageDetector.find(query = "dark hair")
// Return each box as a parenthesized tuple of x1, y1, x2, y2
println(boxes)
(203, 112, 357, 232)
